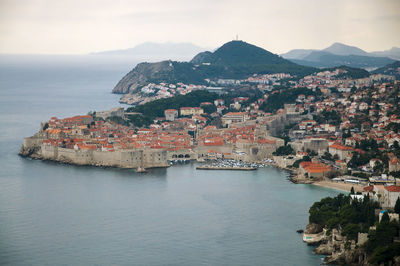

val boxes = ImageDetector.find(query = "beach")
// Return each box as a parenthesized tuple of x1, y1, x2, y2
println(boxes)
(312, 180, 365, 193)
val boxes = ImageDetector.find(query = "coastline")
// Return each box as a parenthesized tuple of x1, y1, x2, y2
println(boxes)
(311, 180, 364, 193)
(271, 163, 365, 193)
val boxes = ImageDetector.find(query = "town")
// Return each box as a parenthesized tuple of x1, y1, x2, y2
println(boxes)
(20, 66, 400, 207)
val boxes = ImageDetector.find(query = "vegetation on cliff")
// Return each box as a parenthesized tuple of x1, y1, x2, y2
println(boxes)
(309, 194, 378, 235)
(308, 194, 400, 264)
(125, 89, 263, 127)
(126, 90, 219, 119)
(259, 87, 320, 113)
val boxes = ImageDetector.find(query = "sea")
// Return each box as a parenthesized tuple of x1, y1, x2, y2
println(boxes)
(0, 54, 340, 265)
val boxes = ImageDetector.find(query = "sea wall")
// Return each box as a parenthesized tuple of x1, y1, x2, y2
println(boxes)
(40, 144, 169, 169)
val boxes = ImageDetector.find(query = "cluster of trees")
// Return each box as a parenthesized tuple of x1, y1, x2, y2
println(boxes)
(313, 109, 342, 126)
(322, 151, 339, 162)
(366, 212, 400, 264)
(259, 87, 319, 113)
(292, 155, 311, 168)
(308, 193, 400, 265)
(347, 139, 390, 174)
(309, 194, 378, 237)
(127, 90, 220, 120)
(272, 144, 294, 156)
(386, 123, 400, 134)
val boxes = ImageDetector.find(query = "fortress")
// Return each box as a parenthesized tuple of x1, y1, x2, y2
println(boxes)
(19, 104, 303, 171)
(20, 134, 169, 170)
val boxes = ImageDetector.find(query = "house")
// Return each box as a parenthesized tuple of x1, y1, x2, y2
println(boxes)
(299, 161, 331, 178)
(382, 185, 400, 208)
(329, 143, 354, 161)
(369, 159, 382, 170)
(180, 107, 204, 116)
(221, 112, 248, 127)
(389, 157, 400, 172)
(214, 99, 225, 106)
(164, 109, 178, 121)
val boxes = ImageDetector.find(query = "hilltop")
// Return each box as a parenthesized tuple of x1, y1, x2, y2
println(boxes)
(322, 42, 368, 56)
(112, 41, 315, 94)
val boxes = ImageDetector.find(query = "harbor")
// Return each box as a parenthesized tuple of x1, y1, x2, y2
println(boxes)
(196, 159, 265, 171)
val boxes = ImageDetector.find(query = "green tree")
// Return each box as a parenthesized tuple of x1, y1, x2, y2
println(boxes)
(381, 212, 390, 223)
(273, 145, 294, 156)
(395, 197, 400, 214)
(342, 223, 361, 241)
(350, 186, 355, 195)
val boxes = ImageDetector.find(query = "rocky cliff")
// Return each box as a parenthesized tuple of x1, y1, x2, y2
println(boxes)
(303, 223, 400, 265)
(112, 61, 174, 94)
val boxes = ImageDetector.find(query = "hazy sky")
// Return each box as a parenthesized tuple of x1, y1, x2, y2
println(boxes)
(0, 0, 399, 54)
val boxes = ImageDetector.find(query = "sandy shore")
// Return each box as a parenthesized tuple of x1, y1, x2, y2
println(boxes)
(312, 180, 364, 192)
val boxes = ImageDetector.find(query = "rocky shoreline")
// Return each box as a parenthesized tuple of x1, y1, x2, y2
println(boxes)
(302, 222, 400, 265)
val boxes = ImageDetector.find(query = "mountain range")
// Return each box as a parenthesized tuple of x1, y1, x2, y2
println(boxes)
(282, 43, 400, 60)
(92, 42, 210, 60)
(112, 41, 315, 94)
(281, 43, 399, 69)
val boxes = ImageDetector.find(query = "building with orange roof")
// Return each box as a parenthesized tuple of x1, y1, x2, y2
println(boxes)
(164, 109, 178, 121)
(389, 157, 400, 172)
(329, 143, 354, 160)
(221, 112, 248, 127)
(382, 185, 400, 208)
(299, 161, 332, 178)
(180, 107, 204, 116)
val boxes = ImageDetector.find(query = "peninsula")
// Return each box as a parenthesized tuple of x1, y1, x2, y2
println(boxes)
(20, 40, 400, 192)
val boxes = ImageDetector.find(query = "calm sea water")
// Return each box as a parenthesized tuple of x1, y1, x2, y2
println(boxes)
(0, 55, 339, 265)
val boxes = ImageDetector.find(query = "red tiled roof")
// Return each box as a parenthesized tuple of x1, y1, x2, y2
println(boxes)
(363, 185, 374, 192)
(385, 185, 400, 192)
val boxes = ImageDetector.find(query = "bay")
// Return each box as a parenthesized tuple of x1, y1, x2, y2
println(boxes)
(0, 55, 339, 265)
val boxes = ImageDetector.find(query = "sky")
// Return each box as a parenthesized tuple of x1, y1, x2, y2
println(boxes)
(0, 0, 399, 55)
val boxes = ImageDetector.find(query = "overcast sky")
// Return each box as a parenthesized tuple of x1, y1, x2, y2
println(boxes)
(0, 0, 399, 55)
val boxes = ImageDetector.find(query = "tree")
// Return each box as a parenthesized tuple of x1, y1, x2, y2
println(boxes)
(381, 212, 390, 223)
(395, 197, 400, 214)
(42, 122, 49, 131)
(273, 145, 294, 156)
(350, 187, 355, 195)
(373, 161, 384, 174)
(393, 141, 400, 150)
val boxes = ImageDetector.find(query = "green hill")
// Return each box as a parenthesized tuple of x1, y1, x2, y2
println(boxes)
(112, 41, 316, 94)
(372, 61, 400, 78)
(321, 66, 370, 79)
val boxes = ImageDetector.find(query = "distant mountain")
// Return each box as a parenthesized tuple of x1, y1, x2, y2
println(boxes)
(372, 61, 400, 78)
(290, 51, 395, 69)
(112, 40, 316, 94)
(281, 42, 398, 69)
(370, 47, 400, 60)
(92, 42, 209, 58)
(280, 49, 316, 60)
(322, 42, 368, 56)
